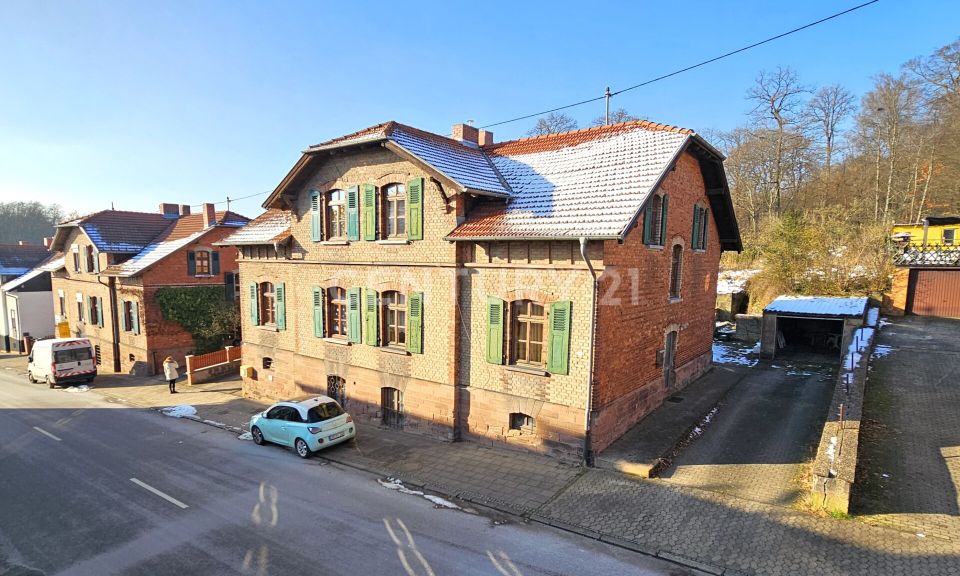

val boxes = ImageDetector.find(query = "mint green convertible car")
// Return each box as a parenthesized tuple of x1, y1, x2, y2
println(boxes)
(250, 395, 355, 458)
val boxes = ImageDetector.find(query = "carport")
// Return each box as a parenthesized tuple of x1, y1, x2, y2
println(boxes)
(760, 296, 868, 361)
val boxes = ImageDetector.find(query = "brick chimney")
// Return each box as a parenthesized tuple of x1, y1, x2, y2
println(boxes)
(159, 203, 180, 219)
(17, 240, 28, 246)
(43, 237, 53, 248)
(478, 129, 494, 146)
(451, 123, 479, 145)
(202, 203, 217, 228)
(179, 204, 191, 216)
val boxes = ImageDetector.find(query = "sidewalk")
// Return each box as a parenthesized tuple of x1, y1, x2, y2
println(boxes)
(2, 353, 957, 575)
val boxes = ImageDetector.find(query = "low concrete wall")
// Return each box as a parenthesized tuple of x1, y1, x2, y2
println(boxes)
(733, 314, 761, 343)
(188, 359, 241, 385)
(809, 312, 878, 514)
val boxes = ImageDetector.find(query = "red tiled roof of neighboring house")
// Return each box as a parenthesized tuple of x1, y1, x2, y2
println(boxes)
(0, 244, 53, 276)
(215, 209, 293, 246)
(101, 211, 249, 277)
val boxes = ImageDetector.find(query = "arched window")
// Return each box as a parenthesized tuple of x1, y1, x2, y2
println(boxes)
(259, 282, 275, 325)
(382, 183, 406, 238)
(512, 300, 546, 366)
(669, 244, 683, 299)
(327, 286, 347, 338)
(327, 189, 346, 239)
(382, 291, 407, 347)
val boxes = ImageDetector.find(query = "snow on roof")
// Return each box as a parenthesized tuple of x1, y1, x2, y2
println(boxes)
(0, 244, 51, 276)
(716, 269, 760, 295)
(40, 255, 65, 272)
(216, 209, 293, 246)
(447, 123, 690, 239)
(103, 230, 207, 277)
(0, 266, 47, 292)
(765, 296, 869, 318)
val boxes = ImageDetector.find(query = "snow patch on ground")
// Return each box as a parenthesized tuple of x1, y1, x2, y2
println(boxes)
(237, 432, 253, 441)
(161, 405, 197, 418)
(878, 318, 891, 328)
(64, 385, 91, 393)
(378, 478, 461, 510)
(872, 345, 894, 359)
(867, 307, 879, 327)
(712, 341, 758, 366)
(716, 269, 760, 295)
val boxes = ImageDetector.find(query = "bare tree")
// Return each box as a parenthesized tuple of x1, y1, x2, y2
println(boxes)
(805, 84, 856, 169)
(747, 67, 809, 215)
(527, 112, 578, 136)
(590, 108, 640, 127)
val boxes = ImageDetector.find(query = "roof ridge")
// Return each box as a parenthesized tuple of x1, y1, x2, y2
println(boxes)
(311, 121, 396, 148)
(483, 118, 695, 153)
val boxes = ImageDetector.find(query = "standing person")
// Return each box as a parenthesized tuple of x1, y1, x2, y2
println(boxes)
(163, 356, 180, 394)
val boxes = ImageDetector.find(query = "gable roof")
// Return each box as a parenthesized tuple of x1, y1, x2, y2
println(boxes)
(215, 209, 293, 247)
(262, 119, 741, 251)
(101, 211, 249, 277)
(0, 244, 52, 276)
(52, 210, 175, 254)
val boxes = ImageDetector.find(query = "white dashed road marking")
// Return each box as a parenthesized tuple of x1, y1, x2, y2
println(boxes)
(33, 426, 62, 442)
(130, 478, 190, 509)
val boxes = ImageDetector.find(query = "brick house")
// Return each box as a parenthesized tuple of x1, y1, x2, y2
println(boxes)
(48, 203, 249, 375)
(220, 120, 740, 459)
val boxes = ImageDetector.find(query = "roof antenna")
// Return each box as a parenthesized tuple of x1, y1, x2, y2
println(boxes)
(226, 196, 231, 212)
(111, 201, 115, 210)
(604, 87, 611, 125)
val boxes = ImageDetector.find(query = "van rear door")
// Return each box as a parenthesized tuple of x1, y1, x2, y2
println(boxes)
(52, 341, 95, 379)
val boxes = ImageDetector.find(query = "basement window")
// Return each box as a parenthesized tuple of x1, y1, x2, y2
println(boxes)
(509, 412, 536, 432)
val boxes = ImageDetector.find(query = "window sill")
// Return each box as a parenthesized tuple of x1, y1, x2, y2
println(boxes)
(256, 324, 279, 332)
(376, 239, 409, 245)
(692, 248, 706, 254)
(668, 297, 682, 304)
(380, 346, 410, 356)
(193, 274, 215, 278)
(505, 365, 550, 377)
(645, 244, 665, 251)
(319, 239, 349, 246)
(323, 337, 350, 346)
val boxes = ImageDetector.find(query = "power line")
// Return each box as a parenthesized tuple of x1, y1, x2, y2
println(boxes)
(188, 189, 270, 209)
(479, 0, 880, 130)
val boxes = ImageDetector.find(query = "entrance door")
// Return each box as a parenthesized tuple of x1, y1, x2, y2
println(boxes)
(663, 331, 678, 390)
(381, 387, 403, 429)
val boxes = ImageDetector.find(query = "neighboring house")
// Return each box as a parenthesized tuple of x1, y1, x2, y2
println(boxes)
(886, 217, 960, 318)
(891, 216, 960, 246)
(49, 203, 249, 375)
(219, 120, 740, 459)
(0, 242, 54, 352)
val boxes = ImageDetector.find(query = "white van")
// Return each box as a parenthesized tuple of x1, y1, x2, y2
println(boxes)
(27, 338, 97, 389)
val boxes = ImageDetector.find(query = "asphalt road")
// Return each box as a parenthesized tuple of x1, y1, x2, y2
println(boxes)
(0, 367, 698, 576)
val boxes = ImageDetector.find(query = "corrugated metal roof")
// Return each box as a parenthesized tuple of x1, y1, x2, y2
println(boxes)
(764, 296, 869, 318)
(448, 123, 689, 239)
(215, 209, 293, 246)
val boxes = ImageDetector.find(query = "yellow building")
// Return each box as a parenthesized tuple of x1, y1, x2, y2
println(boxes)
(892, 216, 960, 246)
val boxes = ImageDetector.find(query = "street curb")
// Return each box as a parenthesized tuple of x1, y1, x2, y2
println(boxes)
(657, 551, 725, 575)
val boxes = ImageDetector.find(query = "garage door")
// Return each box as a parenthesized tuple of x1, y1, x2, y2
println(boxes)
(908, 270, 960, 318)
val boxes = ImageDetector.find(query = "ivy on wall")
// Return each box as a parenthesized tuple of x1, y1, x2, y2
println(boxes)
(154, 286, 239, 354)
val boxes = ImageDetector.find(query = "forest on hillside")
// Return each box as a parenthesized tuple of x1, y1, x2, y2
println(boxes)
(531, 39, 960, 309)
(0, 201, 68, 246)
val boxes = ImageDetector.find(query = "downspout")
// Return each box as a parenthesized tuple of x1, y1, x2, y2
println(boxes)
(579, 237, 598, 466)
(102, 276, 121, 373)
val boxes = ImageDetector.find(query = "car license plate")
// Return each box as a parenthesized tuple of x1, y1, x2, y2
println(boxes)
(329, 431, 345, 441)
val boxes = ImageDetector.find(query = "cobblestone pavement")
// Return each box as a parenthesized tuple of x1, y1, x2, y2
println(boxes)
(852, 316, 960, 541)
(659, 359, 836, 507)
(541, 469, 960, 575)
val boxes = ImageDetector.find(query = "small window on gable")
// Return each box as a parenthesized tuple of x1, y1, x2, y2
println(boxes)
(692, 205, 709, 251)
(195, 250, 211, 275)
(509, 412, 536, 431)
(85, 245, 96, 272)
(644, 193, 668, 246)
(669, 244, 683, 299)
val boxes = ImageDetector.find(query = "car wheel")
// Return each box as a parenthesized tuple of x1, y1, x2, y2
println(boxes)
(294, 438, 311, 459)
(46, 376, 54, 389)
(251, 426, 264, 446)
(27, 371, 35, 383)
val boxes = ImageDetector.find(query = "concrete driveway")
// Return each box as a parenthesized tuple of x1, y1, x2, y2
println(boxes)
(852, 316, 960, 540)
(659, 354, 837, 507)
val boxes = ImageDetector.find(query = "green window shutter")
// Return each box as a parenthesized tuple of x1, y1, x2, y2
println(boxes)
(275, 282, 286, 331)
(211, 251, 220, 275)
(406, 291, 423, 354)
(312, 287, 324, 338)
(702, 208, 709, 250)
(547, 301, 572, 375)
(85, 296, 92, 325)
(347, 288, 361, 343)
(363, 289, 378, 346)
(347, 185, 360, 241)
(224, 272, 235, 301)
(97, 297, 104, 328)
(362, 183, 377, 241)
(93, 253, 100, 274)
(660, 194, 669, 246)
(642, 208, 653, 245)
(407, 177, 423, 241)
(249, 282, 259, 326)
(692, 205, 701, 248)
(485, 297, 504, 365)
(187, 251, 196, 276)
(132, 301, 140, 335)
(310, 191, 322, 242)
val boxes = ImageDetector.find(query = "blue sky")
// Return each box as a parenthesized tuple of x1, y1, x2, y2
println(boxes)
(1, 0, 957, 220)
